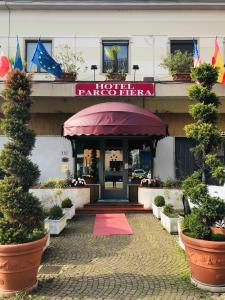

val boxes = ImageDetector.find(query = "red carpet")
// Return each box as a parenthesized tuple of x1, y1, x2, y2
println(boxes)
(93, 213, 133, 236)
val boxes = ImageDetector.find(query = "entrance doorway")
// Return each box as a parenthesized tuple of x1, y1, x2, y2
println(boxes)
(101, 139, 128, 199)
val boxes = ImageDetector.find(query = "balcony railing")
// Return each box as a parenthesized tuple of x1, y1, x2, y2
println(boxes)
(103, 59, 128, 73)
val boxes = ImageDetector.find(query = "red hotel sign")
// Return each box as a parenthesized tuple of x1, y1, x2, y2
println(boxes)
(75, 82, 155, 97)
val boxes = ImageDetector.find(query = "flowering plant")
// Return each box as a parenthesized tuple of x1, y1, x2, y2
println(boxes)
(71, 177, 86, 187)
(140, 177, 163, 187)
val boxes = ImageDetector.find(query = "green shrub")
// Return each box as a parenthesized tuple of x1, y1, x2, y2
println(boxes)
(41, 178, 70, 188)
(163, 204, 178, 218)
(0, 70, 45, 244)
(182, 63, 225, 240)
(160, 50, 193, 75)
(163, 179, 182, 189)
(61, 198, 73, 208)
(49, 205, 63, 220)
(154, 195, 165, 207)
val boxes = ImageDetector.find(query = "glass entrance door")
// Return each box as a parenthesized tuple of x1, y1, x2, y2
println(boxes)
(101, 139, 127, 199)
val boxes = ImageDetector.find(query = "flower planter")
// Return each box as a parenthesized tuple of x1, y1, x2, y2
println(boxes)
(55, 72, 77, 82)
(63, 205, 75, 220)
(138, 187, 183, 210)
(160, 211, 179, 234)
(0, 235, 47, 297)
(177, 216, 185, 250)
(46, 214, 67, 235)
(152, 203, 163, 219)
(172, 73, 191, 82)
(181, 231, 225, 292)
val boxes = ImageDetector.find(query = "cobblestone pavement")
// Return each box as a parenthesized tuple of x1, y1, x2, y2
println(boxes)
(35, 214, 211, 300)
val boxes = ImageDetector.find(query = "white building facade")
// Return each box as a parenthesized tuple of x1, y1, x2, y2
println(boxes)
(0, 1, 225, 199)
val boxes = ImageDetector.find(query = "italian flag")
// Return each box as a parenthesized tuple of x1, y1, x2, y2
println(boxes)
(0, 49, 10, 78)
(212, 38, 225, 84)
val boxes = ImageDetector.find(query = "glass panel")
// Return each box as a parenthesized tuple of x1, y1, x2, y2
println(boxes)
(102, 41, 129, 73)
(26, 41, 52, 72)
(128, 148, 152, 184)
(104, 149, 123, 189)
(77, 148, 100, 183)
(170, 40, 196, 55)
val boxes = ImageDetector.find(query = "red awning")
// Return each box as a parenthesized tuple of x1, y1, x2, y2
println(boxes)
(63, 102, 167, 136)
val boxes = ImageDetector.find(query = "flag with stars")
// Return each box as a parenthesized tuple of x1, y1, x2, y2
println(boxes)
(32, 40, 62, 77)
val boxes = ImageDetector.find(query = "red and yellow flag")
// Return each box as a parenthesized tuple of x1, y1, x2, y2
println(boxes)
(212, 38, 225, 84)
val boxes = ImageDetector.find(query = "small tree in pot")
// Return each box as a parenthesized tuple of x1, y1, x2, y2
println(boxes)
(181, 63, 225, 291)
(160, 50, 193, 81)
(104, 45, 127, 81)
(0, 70, 47, 296)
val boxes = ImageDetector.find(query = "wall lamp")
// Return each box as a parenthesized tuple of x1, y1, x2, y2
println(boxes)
(132, 65, 139, 82)
(91, 65, 98, 81)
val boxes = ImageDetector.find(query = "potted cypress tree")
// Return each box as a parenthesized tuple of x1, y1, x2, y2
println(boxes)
(0, 70, 47, 296)
(181, 63, 225, 291)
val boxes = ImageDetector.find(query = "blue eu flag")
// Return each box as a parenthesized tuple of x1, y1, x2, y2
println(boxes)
(14, 37, 23, 71)
(32, 40, 62, 77)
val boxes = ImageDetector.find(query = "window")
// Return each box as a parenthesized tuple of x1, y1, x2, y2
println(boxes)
(102, 40, 129, 73)
(170, 40, 197, 54)
(25, 40, 52, 72)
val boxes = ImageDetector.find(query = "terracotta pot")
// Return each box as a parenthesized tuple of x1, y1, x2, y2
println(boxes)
(181, 231, 225, 286)
(211, 226, 225, 236)
(55, 72, 77, 82)
(0, 235, 47, 297)
(172, 73, 191, 82)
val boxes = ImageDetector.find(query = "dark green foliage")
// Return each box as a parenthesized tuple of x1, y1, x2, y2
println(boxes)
(160, 50, 193, 75)
(163, 178, 182, 188)
(163, 204, 178, 218)
(154, 195, 165, 207)
(183, 63, 225, 240)
(49, 205, 63, 220)
(191, 63, 218, 89)
(0, 70, 45, 244)
(61, 198, 73, 208)
(41, 178, 71, 188)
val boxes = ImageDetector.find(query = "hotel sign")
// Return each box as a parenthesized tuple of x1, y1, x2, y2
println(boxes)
(75, 82, 155, 97)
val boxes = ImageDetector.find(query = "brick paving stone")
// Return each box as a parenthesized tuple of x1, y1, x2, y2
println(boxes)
(31, 214, 214, 300)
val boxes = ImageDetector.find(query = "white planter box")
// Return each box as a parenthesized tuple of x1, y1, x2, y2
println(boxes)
(63, 205, 75, 220)
(138, 187, 183, 210)
(43, 218, 50, 251)
(30, 188, 90, 210)
(160, 211, 179, 234)
(152, 203, 163, 219)
(177, 216, 185, 250)
(46, 214, 67, 235)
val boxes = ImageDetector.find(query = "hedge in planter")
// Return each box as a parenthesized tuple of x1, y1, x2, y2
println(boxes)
(152, 195, 165, 219)
(0, 70, 47, 296)
(181, 63, 225, 291)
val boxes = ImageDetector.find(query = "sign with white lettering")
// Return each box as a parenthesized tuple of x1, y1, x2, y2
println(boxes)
(75, 82, 155, 97)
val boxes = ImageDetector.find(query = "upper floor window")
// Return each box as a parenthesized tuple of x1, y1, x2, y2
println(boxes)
(102, 40, 129, 73)
(25, 40, 52, 72)
(170, 40, 197, 54)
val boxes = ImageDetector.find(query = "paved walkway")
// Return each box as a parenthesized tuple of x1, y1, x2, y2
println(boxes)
(35, 214, 210, 300)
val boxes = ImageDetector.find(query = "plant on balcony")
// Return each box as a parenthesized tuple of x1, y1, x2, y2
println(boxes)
(180, 63, 225, 290)
(104, 45, 127, 81)
(0, 70, 47, 296)
(55, 44, 87, 81)
(160, 50, 193, 81)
